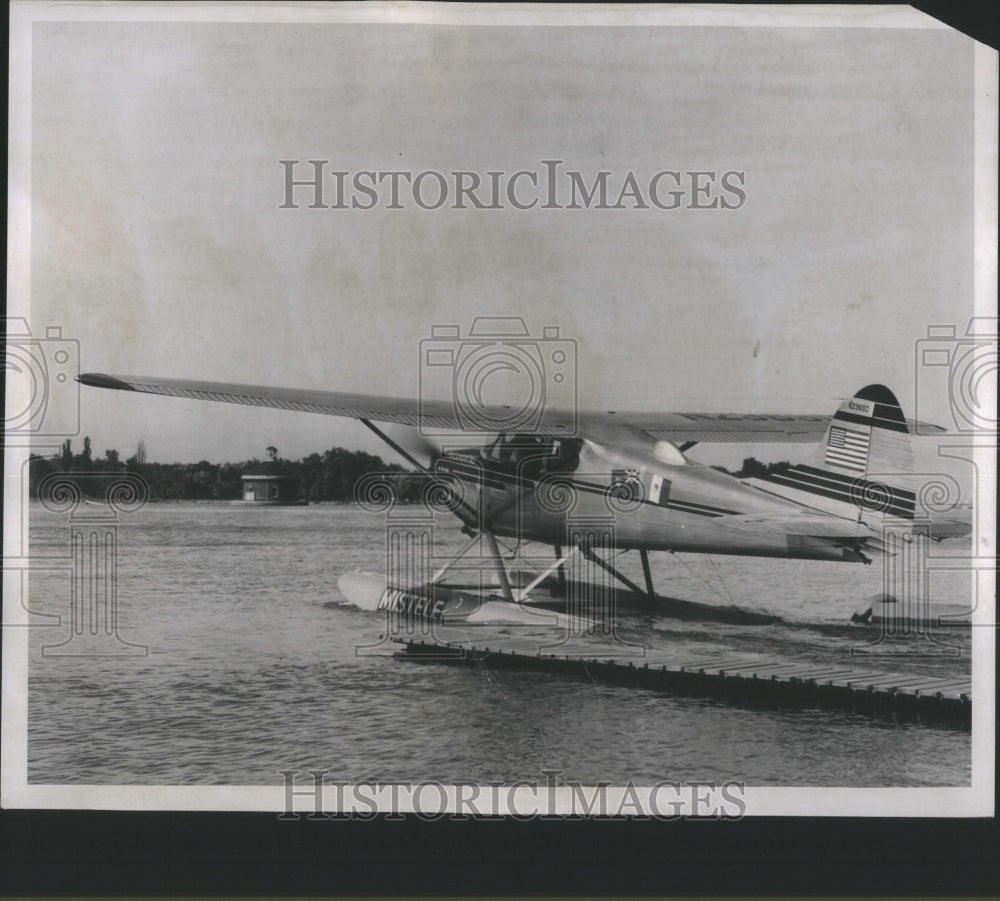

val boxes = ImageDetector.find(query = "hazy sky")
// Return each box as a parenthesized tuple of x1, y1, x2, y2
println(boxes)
(26, 16, 979, 473)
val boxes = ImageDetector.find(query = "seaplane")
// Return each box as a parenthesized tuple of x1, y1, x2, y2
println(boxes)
(78, 364, 971, 631)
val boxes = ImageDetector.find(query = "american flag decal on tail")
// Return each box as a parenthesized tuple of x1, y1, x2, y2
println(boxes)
(824, 425, 871, 472)
(757, 384, 917, 524)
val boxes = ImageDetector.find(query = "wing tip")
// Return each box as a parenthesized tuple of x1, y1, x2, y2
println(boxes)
(77, 373, 136, 391)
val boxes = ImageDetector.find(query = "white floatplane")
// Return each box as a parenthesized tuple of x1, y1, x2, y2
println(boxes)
(78, 373, 971, 627)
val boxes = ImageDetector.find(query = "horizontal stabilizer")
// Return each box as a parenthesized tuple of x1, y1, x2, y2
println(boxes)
(923, 517, 973, 541)
(718, 512, 873, 541)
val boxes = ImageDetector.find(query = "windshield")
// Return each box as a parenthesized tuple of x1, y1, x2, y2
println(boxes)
(652, 439, 687, 465)
(483, 434, 582, 474)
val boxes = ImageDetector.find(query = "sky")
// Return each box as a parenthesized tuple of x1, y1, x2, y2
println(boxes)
(22, 13, 983, 482)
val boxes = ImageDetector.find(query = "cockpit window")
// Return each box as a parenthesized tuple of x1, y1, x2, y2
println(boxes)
(482, 434, 503, 460)
(483, 434, 582, 476)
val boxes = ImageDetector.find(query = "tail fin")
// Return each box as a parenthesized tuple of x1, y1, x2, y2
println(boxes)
(822, 384, 913, 478)
(753, 385, 917, 529)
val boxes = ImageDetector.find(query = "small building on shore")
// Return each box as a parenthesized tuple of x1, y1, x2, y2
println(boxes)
(238, 473, 307, 506)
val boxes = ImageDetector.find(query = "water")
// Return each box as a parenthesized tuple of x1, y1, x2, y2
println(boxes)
(26, 502, 971, 786)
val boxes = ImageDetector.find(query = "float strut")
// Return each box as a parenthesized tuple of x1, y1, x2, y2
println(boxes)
(639, 549, 655, 599)
(429, 530, 483, 586)
(578, 541, 648, 599)
(516, 544, 579, 603)
(483, 532, 515, 604)
(554, 543, 567, 595)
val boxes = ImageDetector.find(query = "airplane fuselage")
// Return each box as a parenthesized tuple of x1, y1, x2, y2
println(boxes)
(433, 434, 867, 563)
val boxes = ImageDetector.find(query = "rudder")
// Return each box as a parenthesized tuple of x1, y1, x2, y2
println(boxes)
(754, 385, 917, 528)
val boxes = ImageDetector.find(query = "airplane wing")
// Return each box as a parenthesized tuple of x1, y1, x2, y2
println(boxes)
(77, 372, 945, 444)
(77, 373, 472, 429)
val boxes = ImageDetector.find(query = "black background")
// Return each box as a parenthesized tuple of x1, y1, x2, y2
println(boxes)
(2, 0, 997, 896)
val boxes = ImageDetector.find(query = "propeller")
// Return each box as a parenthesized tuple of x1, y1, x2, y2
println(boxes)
(385, 424, 444, 469)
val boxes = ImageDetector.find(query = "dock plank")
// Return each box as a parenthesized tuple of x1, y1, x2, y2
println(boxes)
(774, 666, 858, 680)
(395, 637, 971, 729)
(898, 678, 972, 695)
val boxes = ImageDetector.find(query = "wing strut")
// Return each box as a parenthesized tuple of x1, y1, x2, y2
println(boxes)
(358, 418, 426, 473)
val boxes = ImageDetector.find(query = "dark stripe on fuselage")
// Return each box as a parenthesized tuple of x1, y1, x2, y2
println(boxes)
(791, 464, 916, 502)
(436, 454, 743, 520)
(769, 467, 917, 509)
(570, 478, 741, 518)
(789, 463, 917, 501)
(764, 466, 915, 519)
(663, 499, 726, 518)
(766, 475, 915, 519)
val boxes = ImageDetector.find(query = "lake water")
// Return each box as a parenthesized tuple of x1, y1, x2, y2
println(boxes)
(26, 502, 972, 786)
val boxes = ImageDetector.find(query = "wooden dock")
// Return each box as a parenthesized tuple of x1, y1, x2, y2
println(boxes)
(394, 629, 971, 730)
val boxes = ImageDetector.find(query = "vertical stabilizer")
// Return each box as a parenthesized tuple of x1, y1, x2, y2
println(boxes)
(822, 384, 914, 480)
(752, 385, 916, 531)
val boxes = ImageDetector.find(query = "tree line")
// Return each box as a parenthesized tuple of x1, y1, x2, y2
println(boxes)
(28, 438, 431, 503)
(714, 458, 793, 479)
(29, 439, 792, 503)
